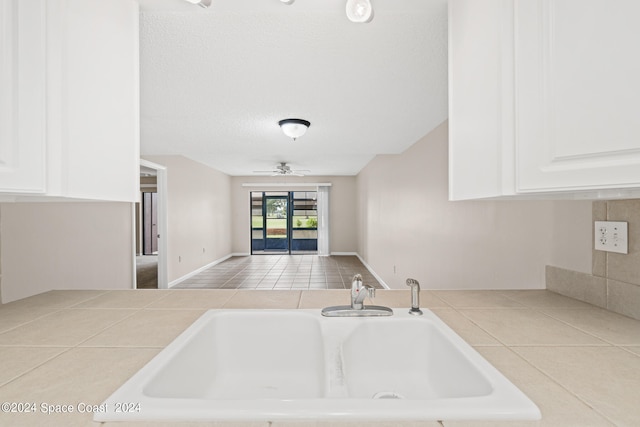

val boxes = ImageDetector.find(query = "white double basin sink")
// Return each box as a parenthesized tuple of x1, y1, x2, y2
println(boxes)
(96, 309, 540, 422)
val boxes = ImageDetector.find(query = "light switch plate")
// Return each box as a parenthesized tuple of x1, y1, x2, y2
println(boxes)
(594, 221, 628, 254)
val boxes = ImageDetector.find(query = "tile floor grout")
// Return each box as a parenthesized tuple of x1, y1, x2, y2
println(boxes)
(173, 255, 383, 290)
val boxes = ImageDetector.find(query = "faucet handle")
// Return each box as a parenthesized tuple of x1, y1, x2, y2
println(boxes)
(352, 274, 363, 286)
(365, 285, 375, 299)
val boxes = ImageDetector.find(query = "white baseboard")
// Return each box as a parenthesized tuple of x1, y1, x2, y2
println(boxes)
(330, 252, 358, 256)
(231, 252, 251, 257)
(355, 253, 390, 289)
(168, 254, 233, 288)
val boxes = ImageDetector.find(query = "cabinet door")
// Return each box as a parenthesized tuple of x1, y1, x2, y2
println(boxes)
(47, 0, 140, 202)
(516, 0, 640, 193)
(448, 0, 516, 200)
(0, 0, 46, 194)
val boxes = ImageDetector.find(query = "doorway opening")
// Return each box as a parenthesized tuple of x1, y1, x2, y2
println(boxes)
(134, 160, 168, 289)
(251, 191, 318, 255)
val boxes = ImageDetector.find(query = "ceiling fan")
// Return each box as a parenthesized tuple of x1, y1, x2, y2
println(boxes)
(253, 162, 310, 177)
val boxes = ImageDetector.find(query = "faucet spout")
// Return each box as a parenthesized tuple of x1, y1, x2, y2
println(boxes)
(351, 274, 375, 309)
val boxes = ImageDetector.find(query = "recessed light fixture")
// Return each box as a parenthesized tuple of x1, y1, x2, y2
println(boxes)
(278, 118, 311, 141)
(346, 0, 373, 23)
(184, 0, 212, 8)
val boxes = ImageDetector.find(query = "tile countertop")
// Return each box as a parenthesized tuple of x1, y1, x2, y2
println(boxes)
(1, 289, 640, 427)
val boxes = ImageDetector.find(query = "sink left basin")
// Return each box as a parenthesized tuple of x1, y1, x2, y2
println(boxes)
(143, 311, 326, 400)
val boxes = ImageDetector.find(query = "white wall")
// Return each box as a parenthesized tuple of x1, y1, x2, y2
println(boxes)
(356, 121, 593, 289)
(143, 155, 232, 284)
(0, 202, 134, 303)
(0, 123, 595, 302)
(230, 176, 358, 255)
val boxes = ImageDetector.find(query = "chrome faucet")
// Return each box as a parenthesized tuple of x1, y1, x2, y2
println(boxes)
(351, 274, 375, 310)
(321, 273, 391, 317)
(406, 278, 423, 315)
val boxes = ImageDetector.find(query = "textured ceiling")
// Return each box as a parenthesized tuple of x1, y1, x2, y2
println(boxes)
(138, 0, 448, 176)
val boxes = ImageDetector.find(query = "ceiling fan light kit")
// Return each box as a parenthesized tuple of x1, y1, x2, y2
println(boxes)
(278, 118, 310, 141)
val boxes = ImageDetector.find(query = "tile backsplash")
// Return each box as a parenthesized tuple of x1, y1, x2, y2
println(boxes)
(547, 199, 640, 320)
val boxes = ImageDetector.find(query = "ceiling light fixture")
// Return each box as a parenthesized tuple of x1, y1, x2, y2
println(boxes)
(346, 0, 373, 23)
(184, 0, 212, 9)
(278, 118, 310, 141)
(280, 0, 295, 4)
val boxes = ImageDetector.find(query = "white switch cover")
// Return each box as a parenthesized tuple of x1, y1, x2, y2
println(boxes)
(594, 221, 628, 254)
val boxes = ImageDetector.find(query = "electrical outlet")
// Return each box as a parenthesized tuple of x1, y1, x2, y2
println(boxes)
(594, 221, 628, 254)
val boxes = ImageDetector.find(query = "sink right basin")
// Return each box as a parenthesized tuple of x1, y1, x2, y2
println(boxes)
(340, 319, 493, 399)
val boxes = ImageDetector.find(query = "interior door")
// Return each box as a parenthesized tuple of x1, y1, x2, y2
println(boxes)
(143, 192, 158, 254)
(264, 195, 289, 252)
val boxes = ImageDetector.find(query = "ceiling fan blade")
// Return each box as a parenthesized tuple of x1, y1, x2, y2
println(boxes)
(253, 163, 310, 176)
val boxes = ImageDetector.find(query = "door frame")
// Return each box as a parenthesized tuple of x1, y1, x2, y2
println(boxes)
(135, 159, 168, 289)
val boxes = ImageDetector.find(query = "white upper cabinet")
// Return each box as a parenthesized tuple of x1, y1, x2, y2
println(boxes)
(0, 0, 139, 202)
(0, 0, 47, 194)
(449, 0, 640, 200)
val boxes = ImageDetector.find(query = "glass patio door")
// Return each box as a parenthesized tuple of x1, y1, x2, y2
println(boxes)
(264, 195, 289, 252)
(251, 191, 318, 254)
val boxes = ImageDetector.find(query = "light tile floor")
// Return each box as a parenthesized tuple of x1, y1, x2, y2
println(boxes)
(174, 255, 383, 290)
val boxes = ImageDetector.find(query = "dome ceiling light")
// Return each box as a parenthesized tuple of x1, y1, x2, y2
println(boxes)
(183, 0, 212, 8)
(278, 118, 311, 141)
(346, 0, 374, 23)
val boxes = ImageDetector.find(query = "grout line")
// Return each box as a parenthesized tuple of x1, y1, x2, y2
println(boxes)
(618, 346, 640, 359)
(72, 309, 142, 348)
(0, 307, 66, 335)
(505, 344, 620, 427)
(0, 292, 152, 388)
(534, 308, 617, 346)
(538, 308, 640, 348)
(296, 291, 304, 309)
(63, 290, 112, 308)
(0, 346, 75, 389)
(452, 307, 512, 348)
(449, 298, 625, 425)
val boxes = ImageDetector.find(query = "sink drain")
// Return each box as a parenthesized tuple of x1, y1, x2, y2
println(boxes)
(372, 391, 405, 399)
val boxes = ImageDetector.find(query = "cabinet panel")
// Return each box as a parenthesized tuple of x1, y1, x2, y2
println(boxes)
(57, 0, 140, 201)
(516, 0, 640, 192)
(448, 0, 515, 200)
(0, 0, 139, 201)
(0, 0, 46, 193)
